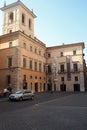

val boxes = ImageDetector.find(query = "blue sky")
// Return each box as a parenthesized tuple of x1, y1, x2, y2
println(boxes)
(0, 0, 87, 64)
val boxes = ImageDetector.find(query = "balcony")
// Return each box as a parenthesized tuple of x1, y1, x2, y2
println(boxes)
(58, 69, 80, 74)
(71, 69, 80, 73)
(58, 70, 67, 74)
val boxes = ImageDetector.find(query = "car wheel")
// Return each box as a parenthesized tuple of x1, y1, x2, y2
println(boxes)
(19, 97, 23, 101)
(31, 96, 34, 100)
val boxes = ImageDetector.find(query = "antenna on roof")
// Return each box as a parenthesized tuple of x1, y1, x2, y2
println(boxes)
(17, 0, 20, 2)
(4, 0, 6, 7)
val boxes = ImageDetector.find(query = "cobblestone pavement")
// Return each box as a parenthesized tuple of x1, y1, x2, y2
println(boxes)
(0, 92, 87, 130)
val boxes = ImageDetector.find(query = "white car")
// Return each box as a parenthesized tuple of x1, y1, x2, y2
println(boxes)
(9, 89, 34, 101)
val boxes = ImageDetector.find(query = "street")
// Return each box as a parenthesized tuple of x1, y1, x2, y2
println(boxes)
(0, 92, 87, 130)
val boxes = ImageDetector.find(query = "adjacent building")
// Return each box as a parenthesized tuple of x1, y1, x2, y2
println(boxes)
(46, 43, 86, 92)
(0, 0, 86, 92)
(0, 1, 46, 92)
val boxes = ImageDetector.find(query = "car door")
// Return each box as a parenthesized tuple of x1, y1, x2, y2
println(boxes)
(23, 91, 28, 99)
(23, 90, 31, 100)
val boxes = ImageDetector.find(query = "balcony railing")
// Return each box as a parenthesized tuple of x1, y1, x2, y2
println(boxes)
(58, 69, 80, 74)
(58, 70, 67, 74)
(46, 68, 81, 75)
(71, 69, 80, 73)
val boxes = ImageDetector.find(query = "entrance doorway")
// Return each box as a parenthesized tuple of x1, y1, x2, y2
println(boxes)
(74, 84, 80, 92)
(43, 83, 45, 91)
(35, 83, 38, 92)
(47, 83, 52, 91)
(60, 84, 66, 92)
(54, 84, 56, 91)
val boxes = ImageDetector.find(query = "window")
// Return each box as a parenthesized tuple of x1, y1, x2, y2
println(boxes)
(9, 12, 13, 23)
(6, 75, 11, 85)
(22, 13, 25, 24)
(23, 58, 26, 68)
(60, 52, 63, 56)
(39, 63, 41, 72)
(73, 63, 78, 72)
(8, 57, 12, 67)
(35, 62, 37, 71)
(48, 65, 51, 73)
(75, 76, 78, 81)
(30, 46, 32, 51)
(35, 76, 37, 79)
(29, 18, 32, 29)
(24, 75, 26, 81)
(9, 30, 12, 33)
(48, 53, 51, 58)
(23, 43, 26, 49)
(39, 50, 41, 55)
(9, 42, 12, 47)
(60, 64, 64, 72)
(73, 50, 76, 55)
(30, 75, 32, 79)
(30, 60, 32, 69)
(61, 77, 64, 82)
(40, 77, 41, 79)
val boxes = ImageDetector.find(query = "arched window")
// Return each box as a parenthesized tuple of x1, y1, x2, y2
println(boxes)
(29, 18, 32, 29)
(22, 13, 25, 24)
(9, 12, 13, 23)
(23, 43, 26, 49)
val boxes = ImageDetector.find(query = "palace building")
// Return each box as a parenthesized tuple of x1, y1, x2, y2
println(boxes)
(0, 0, 86, 92)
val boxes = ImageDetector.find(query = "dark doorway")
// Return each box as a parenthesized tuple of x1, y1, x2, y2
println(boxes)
(60, 84, 66, 92)
(47, 83, 52, 91)
(74, 84, 80, 92)
(54, 84, 56, 91)
(35, 83, 38, 92)
(43, 83, 45, 91)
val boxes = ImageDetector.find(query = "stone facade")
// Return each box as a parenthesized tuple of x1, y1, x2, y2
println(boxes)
(46, 43, 86, 92)
(0, 1, 86, 92)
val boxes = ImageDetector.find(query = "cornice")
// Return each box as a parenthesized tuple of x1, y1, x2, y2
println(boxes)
(0, 1, 36, 18)
(46, 42, 85, 50)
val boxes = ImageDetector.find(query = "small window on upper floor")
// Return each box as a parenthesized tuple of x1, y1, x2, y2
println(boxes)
(39, 50, 41, 55)
(60, 52, 63, 56)
(61, 77, 64, 82)
(35, 62, 37, 71)
(8, 57, 12, 68)
(35, 76, 37, 79)
(23, 57, 26, 68)
(9, 42, 12, 47)
(48, 53, 51, 58)
(9, 30, 12, 33)
(73, 50, 76, 55)
(23, 43, 26, 49)
(30, 60, 33, 70)
(73, 63, 78, 72)
(30, 75, 33, 79)
(22, 13, 25, 25)
(75, 76, 78, 81)
(29, 18, 32, 29)
(30, 46, 32, 52)
(60, 64, 64, 72)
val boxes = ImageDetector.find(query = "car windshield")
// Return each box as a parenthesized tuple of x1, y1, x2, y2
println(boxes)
(15, 90, 24, 94)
